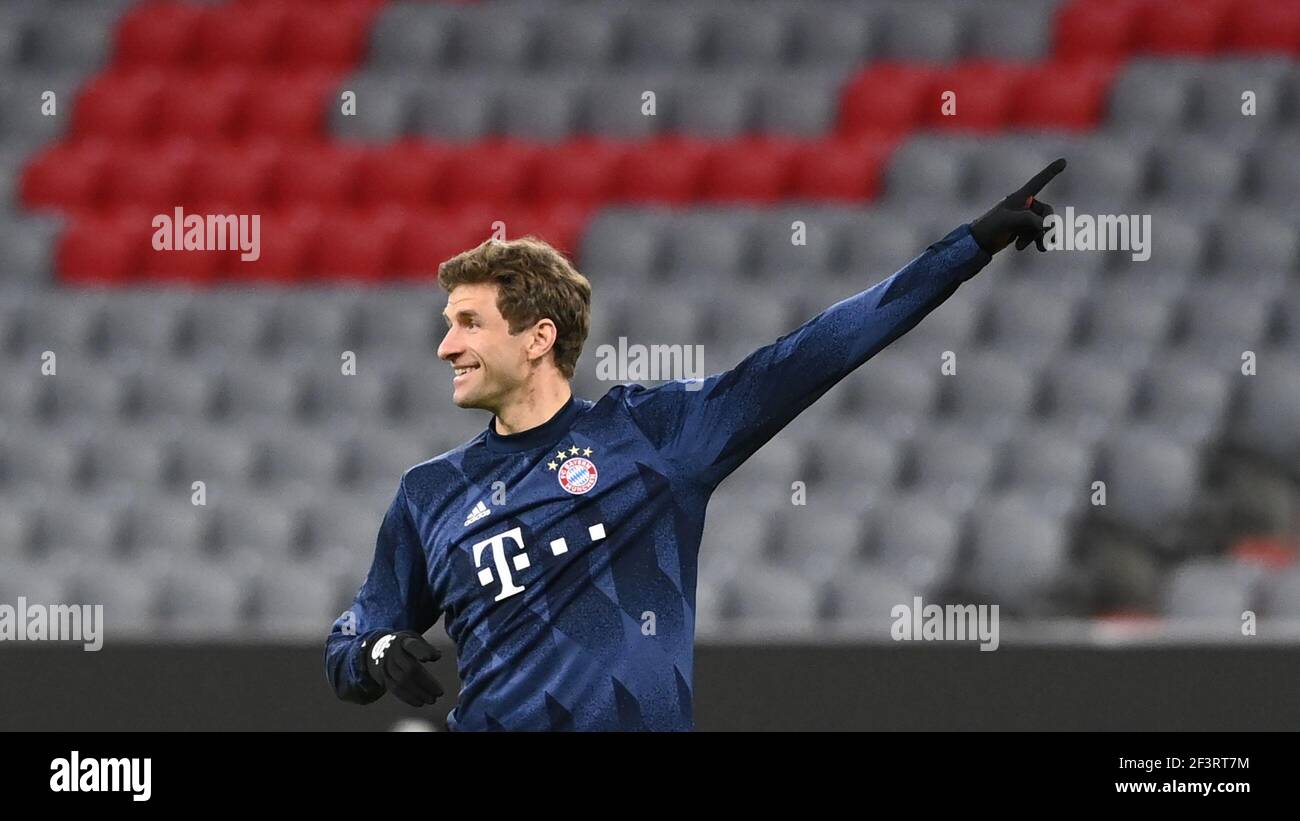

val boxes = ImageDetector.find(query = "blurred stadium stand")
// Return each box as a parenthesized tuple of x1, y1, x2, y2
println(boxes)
(1, 0, 1299, 640)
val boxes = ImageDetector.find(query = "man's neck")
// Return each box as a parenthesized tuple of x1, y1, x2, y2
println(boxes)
(492, 381, 573, 436)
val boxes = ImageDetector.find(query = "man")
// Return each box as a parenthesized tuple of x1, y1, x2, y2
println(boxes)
(324, 159, 1066, 731)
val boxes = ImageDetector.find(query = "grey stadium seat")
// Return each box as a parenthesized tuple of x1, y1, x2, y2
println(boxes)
(770, 507, 868, 585)
(1262, 567, 1300, 619)
(903, 429, 1002, 506)
(879, 3, 965, 62)
(1211, 210, 1299, 277)
(168, 428, 259, 486)
(298, 370, 393, 424)
(580, 209, 668, 279)
(211, 367, 303, 421)
(1194, 60, 1294, 138)
(840, 212, 927, 277)
(367, 6, 458, 69)
(1099, 429, 1200, 541)
(176, 293, 275, 361)
(870, 497, 961, 593)
(252, 563, 343, 635)
(968, 0, 1055, 61)
(754, 72, 841, 136)
(1151, 140, 1244, 204)
(661, 212, 756, 281)
(410, 82, 499, 141)
(836, 353, 940, 439)
(0, 218, 61, 285)
(754, 209, 843, 278)
(808, 430, 904, 503)
(724, 565, 819, 629)
(329, 74, 414, 141)
(1040, 350, 1144, 433)
(1135, 356, 1231, 442)
(582, 76, 671, 139)
(1107, 63, 1196, 134)
(822, 566, 917, 635)
(498, 80, 584, 141)
(999, 429, 1095, 514)
(454, 9, 538, 69)
(670, 76, 757, 137)
(80, 432, 169, 491)
(156, 561, 248, 633)
(624, 10, 707, 67)
(967, 495, 1071, 615)
(535, 7, 623, 69)
(884, 141, 971, 202)
(26, 2, 121, 70)
(36, 501, 123, 559)
(121, 500, 210, 561)
(789, 5, 876, 66)
(65, 562, 159, 635)
(1163, 561, 1261, 621)
(940, 353, 1040, 429)
(0, 433, 78, 496)
(708, 8, 792, 67)
(1175, 284, 1271, 361)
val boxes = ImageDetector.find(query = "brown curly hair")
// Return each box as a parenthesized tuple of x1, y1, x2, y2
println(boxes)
(438, 237, 592, 379)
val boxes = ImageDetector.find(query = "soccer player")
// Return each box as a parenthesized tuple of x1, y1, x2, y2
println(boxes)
(324, 160, 1066, 731)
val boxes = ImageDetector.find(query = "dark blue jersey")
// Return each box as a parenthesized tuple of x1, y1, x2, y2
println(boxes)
(325, 224, 991, 730)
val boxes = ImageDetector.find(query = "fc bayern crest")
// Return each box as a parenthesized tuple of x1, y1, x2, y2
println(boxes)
(557, 457, 598, 495)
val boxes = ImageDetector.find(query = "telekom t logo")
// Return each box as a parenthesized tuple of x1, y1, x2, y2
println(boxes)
(472, 527, 528, 602)
(472, 523, 607, 601)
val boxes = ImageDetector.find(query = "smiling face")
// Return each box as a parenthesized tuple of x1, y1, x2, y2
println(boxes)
(437, 282, 535, 411)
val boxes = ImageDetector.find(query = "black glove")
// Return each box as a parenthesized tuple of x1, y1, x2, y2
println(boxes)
(970, 158, 1067, 255)
(363, 630, 444, 707)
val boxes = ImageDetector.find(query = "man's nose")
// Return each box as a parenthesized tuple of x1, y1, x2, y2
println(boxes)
(436, 327, 460, 361)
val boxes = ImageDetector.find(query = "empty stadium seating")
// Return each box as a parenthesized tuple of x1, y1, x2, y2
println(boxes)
(1, 0, 1298, 639)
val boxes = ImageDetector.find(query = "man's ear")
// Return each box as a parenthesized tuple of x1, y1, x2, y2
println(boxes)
(525, 318, 558, 366)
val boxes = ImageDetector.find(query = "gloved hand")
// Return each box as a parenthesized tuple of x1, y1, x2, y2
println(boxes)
(364, 630, 445, 707)
(969, 158, 1067, 255)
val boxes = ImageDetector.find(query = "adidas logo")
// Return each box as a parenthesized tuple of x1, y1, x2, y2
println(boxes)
(463, 500, 491, 527)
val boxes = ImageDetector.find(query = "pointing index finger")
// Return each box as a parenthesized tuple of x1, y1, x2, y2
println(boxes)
(1016, 157, 1067, 199)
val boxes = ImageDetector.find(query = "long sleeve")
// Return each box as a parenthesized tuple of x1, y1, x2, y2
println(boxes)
(621, 223, 991, 490)
(324, 476, 440, 704)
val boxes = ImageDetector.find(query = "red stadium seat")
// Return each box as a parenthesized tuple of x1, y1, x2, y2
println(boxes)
(614, 137, 711, 203)
(699, 138, 797, 203)
(272, 143, 362, 206)
(510, 202, 591, 256)
(788, 134, 894, 201)
(195, 3, 287, 68)
(102, 143, 196, 212)
(57, 212, 147, 285)
(240, 72, 334, 140)
(926, 63, 1025, 132)
(1136, 0, 1230, 55)
(436, 141, 538, 207)
(1053, 0, 1142, 61)
(1227, 0, 1300, 54)
(113, 1, 207, 67)
(229, 208, 320, 283)
(72, 72, 165, 140)
(280, 4, 373, 70)
(156, 71, 250, 140)
(531, 139, 627, 209)
(187, 142, 281, 211)
(394, 208, 498, 277)
(356, 142, 451, 207)
(837, 64, 937, 136)
(1012, 60, 1118, 131)
(20, 143, 110, 211)
(314, 208, 403, 281)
